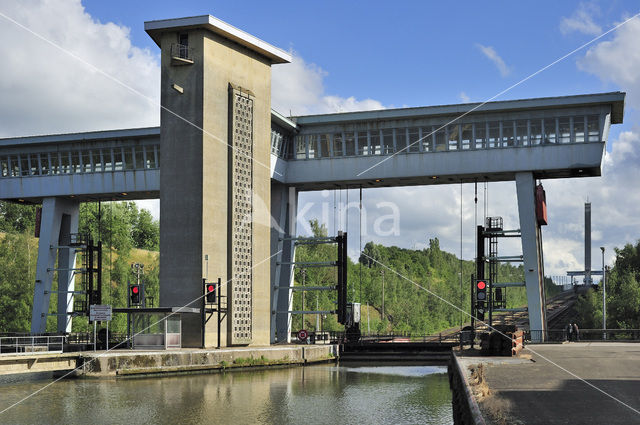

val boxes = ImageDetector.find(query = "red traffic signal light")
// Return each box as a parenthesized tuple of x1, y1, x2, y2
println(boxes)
(130, 285, 141, 305)
(477, 281, 486, 290)
(204, 280, 216, 304)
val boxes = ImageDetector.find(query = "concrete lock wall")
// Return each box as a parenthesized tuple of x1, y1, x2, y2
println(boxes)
(159, 26, 272, 348)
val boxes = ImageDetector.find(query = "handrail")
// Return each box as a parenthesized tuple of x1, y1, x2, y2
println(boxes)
(0, 335, 64, 356)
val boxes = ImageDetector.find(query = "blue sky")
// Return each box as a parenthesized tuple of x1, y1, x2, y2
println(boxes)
(1, 1, 639, 274)
(80, 1, 635, 126)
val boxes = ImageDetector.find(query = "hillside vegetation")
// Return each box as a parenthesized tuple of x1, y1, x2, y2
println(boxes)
(0, 201, 571, 337)
(292, 220, 555, 335)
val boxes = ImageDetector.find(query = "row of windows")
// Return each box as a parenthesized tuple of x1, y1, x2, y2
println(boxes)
(270, 129, 290, 158)
(290, 115, 602, 159)
(0, 144, 159, 178)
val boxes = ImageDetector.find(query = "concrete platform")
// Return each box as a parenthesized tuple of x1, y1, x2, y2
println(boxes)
(0, 345, 338, 378)
(0, 352, 79, 376)
(459, 343, 640, 424)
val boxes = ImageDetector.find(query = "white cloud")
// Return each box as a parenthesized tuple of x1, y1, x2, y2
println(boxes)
(0, 0, 160, 138)
(459, 92, 471, 103)
(476, 44, 511, 77)
(560, 3, 602, 36)
(271, 52, 385, 116)
(578, 16, 640, 108)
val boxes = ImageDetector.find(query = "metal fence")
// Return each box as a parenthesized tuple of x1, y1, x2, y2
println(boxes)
(527, 329, 640, 342)
(0, 335, 64, 355)
(290, 330, 460, 344)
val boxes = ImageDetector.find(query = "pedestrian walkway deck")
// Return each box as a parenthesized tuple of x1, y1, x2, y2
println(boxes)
(459, 343, 640, 424)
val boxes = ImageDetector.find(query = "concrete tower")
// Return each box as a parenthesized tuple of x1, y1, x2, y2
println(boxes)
(145, 16, 290, 347)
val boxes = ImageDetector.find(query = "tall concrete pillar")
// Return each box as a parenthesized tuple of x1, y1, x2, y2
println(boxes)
(146, 16, 290, 347)
(31, 197, 79, 334)
(585, 202, 592, 285)
(515, 172, 547, 341)
(270, 182, 297, 343)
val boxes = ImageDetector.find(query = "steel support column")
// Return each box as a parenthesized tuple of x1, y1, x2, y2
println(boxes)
(515, 173, 547, 341)
(31, 197, 79, 334)
(270, 182, 297, 343)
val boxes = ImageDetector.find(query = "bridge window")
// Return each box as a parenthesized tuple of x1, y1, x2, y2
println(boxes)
(516, 120, 528, 146)
(332, 133, 343, 156)
(101, 149, 112, 172)
(530, 120, 542, 145)
(357, 131, 369, 155)
(421, 126, 433, 152)
(134, 146, 144, 169)
(382, 129, 393, 154)
(51, 152, 61, 174)
(92, 151, 102, 173)
(502, 121, 515, 147)
(395, 128, 407, 153)
(124, 147, 134, 170)
(144, 146, 157, 168)
(408, 127, 420, 152)
(558, 117, 571, 144)
(0, 156, 7, 177)
(447, 125, 459, 150)
(344, 132, 356, 156)
(30, 154, 39, 175)
(60, 151, 71, 174)
(574, 117, 585, 143)
(9, 156, 18, 177)
(370, 130, 381, 155)
(71, 152, 81, 173)
(488, 121, 499, 148)
(461, 124, 472, 150)
(295, 136, 306, 159)
(543, 118, 556, 144)
(474, 123, 485, 149)
(307, 134, 318, 158)
(317, 134, 328, 158)
(19, 155, 28, 176)
(114, 148, 123, 171)
(81, 151, 91, 173)
(587, 115, 600, 142)
(435, 127, 446, 151)
(39, 153, 50, 175)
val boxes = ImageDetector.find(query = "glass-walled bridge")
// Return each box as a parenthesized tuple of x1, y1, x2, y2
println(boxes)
(0, 91, 624, 343)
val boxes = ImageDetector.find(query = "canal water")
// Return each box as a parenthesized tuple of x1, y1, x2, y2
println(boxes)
(0, 363, 452, 424)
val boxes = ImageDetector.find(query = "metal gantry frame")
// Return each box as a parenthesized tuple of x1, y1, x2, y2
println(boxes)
(46, 233, 102, 319)
(475, 217, 526, 328)
(274, 231, 348, 331)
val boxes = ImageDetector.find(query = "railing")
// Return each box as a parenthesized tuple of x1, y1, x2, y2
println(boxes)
(291, 330, 460, 344)
(170, 43, 194, 62)
(527, 329, 640, 343)
(0, 335, 64, 355)
(290, 113, 604, 160)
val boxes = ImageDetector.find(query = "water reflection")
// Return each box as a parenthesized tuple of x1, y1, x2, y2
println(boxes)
(0, 364, 452, 424)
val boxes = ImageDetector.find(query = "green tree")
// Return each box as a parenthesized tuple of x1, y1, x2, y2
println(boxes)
(0, 233, 37, 332)
(0, 201, 36, 233)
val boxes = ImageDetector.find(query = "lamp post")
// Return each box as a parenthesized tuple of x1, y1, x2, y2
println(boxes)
(600, 247, 606, 340)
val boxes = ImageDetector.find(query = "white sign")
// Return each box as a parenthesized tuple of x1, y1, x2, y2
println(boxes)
(90, 304, 112, 321)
